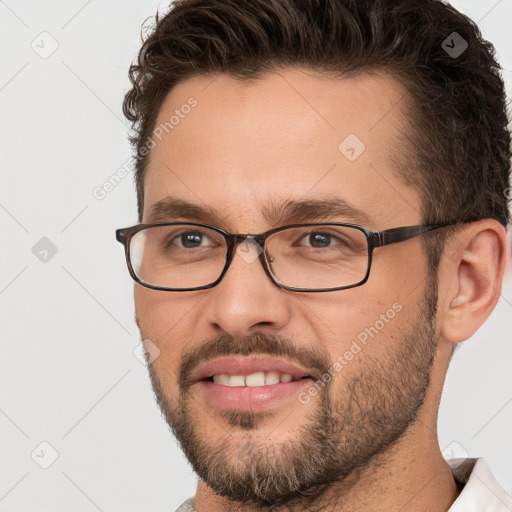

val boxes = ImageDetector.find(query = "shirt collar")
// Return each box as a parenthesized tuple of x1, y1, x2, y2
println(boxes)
(448, 458, 512, 511)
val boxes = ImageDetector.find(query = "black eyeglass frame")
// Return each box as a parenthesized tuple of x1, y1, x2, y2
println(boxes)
(116, 222, 450, 293)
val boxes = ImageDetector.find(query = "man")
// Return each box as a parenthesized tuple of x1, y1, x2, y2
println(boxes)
(116, 0, 512, 510)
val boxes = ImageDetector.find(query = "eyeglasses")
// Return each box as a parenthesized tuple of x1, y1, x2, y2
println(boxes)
(116, 222, 449, 293)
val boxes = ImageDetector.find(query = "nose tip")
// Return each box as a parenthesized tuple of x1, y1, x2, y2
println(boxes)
(206, 241, 291, 335)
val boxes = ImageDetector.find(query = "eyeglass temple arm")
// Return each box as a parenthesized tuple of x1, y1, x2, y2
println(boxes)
(372, 224, 448, 247)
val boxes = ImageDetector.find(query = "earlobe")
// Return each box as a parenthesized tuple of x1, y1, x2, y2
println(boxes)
(439, 220, 509, 344)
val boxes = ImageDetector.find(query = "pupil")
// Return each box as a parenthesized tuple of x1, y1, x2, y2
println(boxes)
(182, 232, 202, 248)
(310, 233, 329, 248)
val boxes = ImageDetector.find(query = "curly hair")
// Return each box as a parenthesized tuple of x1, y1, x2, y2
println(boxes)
(123, 0, 511, 268)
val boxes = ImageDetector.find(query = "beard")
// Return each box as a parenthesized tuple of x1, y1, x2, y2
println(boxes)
(143, 280, 439, 508)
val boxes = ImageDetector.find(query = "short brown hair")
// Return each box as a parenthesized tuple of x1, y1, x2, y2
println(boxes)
(124, 0, 511, 246)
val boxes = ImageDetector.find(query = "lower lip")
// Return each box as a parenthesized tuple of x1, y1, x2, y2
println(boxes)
(198, 379, 314, 413)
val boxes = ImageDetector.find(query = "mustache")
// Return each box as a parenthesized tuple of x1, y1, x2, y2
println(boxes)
(178, 333, 332, 391)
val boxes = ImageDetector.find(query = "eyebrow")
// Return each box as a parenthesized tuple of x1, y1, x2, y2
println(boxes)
(146, 196, 374, 228)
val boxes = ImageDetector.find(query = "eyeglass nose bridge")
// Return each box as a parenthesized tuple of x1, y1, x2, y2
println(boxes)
(221, 232, 277, 286)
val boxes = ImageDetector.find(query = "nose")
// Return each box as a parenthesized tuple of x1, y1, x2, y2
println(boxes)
(205, 240, 292, 336)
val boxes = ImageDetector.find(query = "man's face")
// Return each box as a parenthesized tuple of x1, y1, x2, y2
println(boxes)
(135, 69, 439, 506)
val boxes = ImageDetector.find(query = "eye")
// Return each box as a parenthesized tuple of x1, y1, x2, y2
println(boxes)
(172, 230, 212, 249)
(298, 232, 345, 249)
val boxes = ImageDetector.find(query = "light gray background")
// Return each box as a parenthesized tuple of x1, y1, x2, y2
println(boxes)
(1, 1, 511, 510)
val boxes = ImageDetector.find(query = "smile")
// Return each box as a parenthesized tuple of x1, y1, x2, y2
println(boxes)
(209, 371, 305, 387)
(193, 356, 315, 412)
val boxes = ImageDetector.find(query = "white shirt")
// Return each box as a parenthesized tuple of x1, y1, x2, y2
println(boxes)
(175, 458, 512, 511)
(448, 458, 512, 511)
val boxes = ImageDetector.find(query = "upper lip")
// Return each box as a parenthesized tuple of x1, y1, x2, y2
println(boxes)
(192, 356, 313, 382)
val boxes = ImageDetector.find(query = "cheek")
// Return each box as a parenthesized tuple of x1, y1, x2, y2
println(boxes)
(319, 302, 416, 395)
(135, 288, 189, 400)
(299, 270, 421, 366)
(135, 286, 197, 334)
(134, 285, 161, 336)
(134, 286, 188, 360)
(371, 242, 428, 296)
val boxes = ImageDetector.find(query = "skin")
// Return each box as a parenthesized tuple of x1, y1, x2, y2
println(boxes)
(134, 68, 509, 511)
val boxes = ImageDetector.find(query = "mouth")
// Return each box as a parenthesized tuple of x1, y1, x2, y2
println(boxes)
(192, 356, 316, 412)
(193, 355, 314, 384)
(205, 371, 311, 387)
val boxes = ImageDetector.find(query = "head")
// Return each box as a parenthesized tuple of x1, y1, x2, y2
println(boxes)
(122, 0, 510, 507)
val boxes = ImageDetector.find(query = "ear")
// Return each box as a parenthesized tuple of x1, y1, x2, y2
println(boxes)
(438, 219, 510, 344)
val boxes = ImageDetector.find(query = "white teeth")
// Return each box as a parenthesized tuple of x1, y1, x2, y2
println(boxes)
(213, 374, 229, 385)
(211, 371, 300, 387)
(228, 375, 245, 387)
(265, 371, 280, 385)
(245, 372, 265, 387)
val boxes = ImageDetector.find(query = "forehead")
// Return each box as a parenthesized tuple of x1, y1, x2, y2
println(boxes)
(143, 69, 420, 230)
